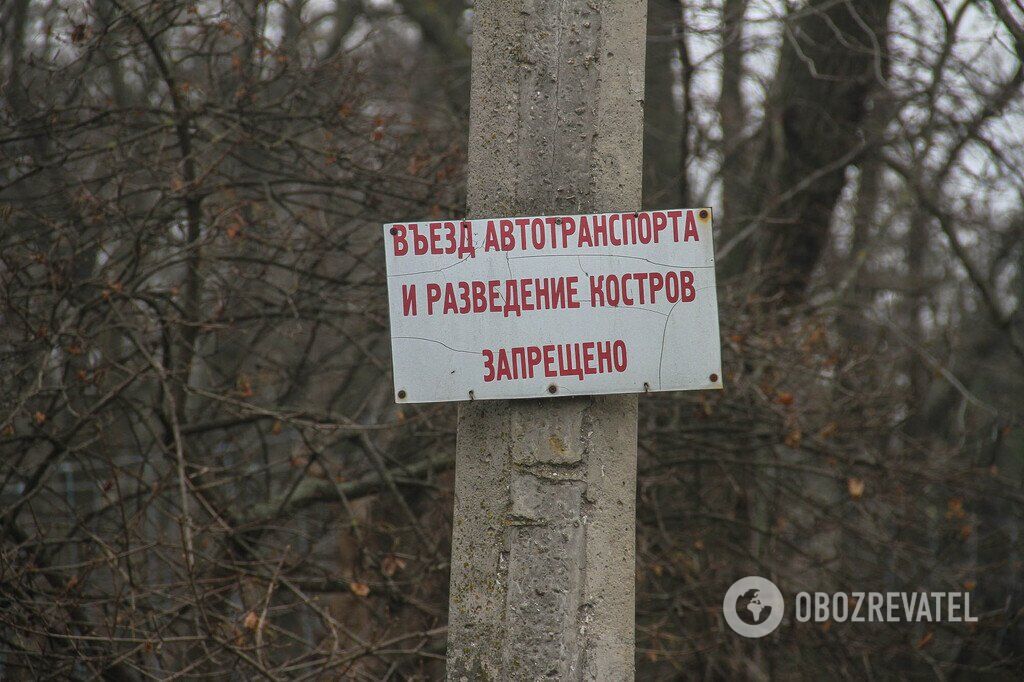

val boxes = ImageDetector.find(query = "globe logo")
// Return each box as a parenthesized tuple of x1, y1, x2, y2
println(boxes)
(723, 576, 785, 638)
(736, 588, 771, 625)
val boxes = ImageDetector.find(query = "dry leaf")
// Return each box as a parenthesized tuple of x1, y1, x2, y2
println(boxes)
(34, 411, 47, 425)
(847, 477, 865, 499)
(237, 375, 254, 398)
(243, 611, 259, 631)
(381, 555, 407, 578)
(818, 422, 838, 439)
(776, 392, 795, 406)
(804, 325, 826, 349)
(349, 581, 370, 597)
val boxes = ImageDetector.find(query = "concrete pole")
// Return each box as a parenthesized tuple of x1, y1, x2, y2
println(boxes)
(446, 2, 647, 680)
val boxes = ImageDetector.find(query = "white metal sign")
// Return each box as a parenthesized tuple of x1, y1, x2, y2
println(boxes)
(383, 208, 722, 403)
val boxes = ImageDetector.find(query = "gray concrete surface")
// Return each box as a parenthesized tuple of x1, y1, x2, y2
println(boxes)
(447, 1, 647, 679)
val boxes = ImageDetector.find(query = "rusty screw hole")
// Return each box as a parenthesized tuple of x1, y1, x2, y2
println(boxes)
(397, 389, 407, 399)
(547, 384, 557, 394)
(698, 209, 709, 220)
(468, 390, 475, 400)
(709, 373, 718, 383)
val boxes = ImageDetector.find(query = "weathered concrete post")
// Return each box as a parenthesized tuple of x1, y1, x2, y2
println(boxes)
(446, 2, 647, 680)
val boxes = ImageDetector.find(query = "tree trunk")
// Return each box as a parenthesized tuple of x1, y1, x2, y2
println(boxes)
(733, 0, 892, 301)
(717, 0, 748, 237)
(643, 0, 683, 208)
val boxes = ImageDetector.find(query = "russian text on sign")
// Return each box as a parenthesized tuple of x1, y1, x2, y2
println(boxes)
(383, 209, 722, 403)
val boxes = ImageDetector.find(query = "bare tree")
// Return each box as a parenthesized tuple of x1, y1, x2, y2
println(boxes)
(1, 0, 1023, 679)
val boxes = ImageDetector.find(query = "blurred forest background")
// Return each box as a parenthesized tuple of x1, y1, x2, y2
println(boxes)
(1, 0, 1023, 679)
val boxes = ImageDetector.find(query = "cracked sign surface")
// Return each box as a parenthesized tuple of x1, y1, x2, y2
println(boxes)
(384, 208, 723, 403)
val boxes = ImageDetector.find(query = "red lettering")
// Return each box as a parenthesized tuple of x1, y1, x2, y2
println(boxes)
(401, 284, 417, 316)
(425, 282, 441, 314)
(481, 340, 629, 382)
(484, 221, 500, 251)
(680, 270, 696, 302)
(683, 210, 699, 241)
(483, 349, 495, 382)
(391, 224, 408, 256)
